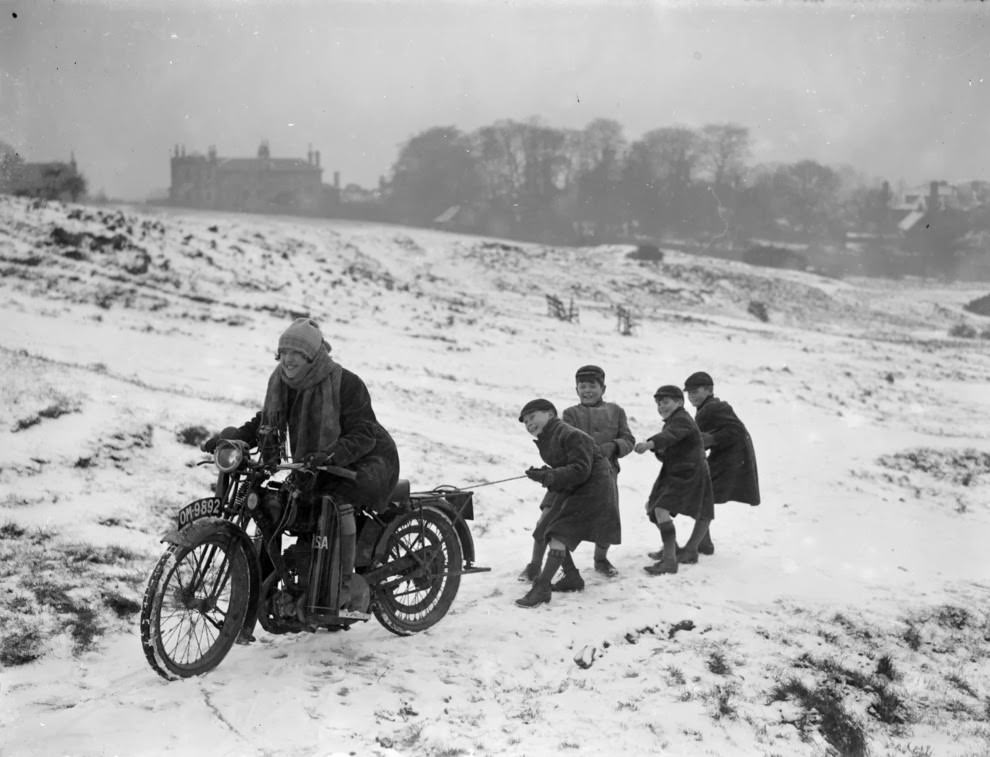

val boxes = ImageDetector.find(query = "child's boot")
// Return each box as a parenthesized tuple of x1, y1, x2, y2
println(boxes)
(698, 528, 715, 556)
(516, 548, 564, 607)
(552, 550, 585, 592)
(677, 518, 712, 564)
(644, 522, 679, 575)
(593, 543, 618, 577)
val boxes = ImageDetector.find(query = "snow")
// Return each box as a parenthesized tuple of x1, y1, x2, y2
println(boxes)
(1, 195, 989, 756)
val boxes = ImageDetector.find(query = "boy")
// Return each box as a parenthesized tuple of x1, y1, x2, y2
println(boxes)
(561, 364, 634, 577)
(634, 385, 714, 575)
(516, 398, 620, 607)
(683, 371, 760, 555)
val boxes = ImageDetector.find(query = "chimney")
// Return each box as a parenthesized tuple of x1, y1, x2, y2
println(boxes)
(315, 150, 321, 168)
(307, 144, 313, 165)
(333, 171, 340, 189)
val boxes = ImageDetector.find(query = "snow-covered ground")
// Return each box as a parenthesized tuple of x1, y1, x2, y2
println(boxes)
(1, 195, 989, 756)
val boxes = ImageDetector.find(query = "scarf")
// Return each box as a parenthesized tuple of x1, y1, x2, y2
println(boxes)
(262, 349, 343, 461)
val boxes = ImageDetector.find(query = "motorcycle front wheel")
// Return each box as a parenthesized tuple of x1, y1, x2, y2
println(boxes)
(373, 507, 462, 636)
(140, 530, 251, 679)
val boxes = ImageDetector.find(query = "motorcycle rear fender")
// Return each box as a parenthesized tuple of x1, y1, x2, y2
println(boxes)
(375, 503, 477, 566)
(161, 518, 262, 640)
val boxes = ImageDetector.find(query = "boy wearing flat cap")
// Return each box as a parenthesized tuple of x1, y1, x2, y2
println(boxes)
(683, 371, 760, 556)
(561, 364, 634, 578)
(634, 385, 714, 575)
(516, 398, 620, 607)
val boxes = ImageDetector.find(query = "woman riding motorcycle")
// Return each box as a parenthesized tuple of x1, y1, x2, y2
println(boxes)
(203, 317, 400, 608)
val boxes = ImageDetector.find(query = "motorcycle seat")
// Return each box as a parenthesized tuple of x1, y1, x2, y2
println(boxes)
(389, 479, 411, 505)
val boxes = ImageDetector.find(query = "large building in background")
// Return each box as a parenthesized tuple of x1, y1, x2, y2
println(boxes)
(169, 141, 339, 214)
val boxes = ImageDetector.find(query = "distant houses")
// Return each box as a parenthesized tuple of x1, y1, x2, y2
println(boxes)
(168, 141, 340, 215)
(1, 153, 86, 201)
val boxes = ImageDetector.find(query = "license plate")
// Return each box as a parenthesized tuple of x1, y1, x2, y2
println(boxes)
(176, 497, 223, 528)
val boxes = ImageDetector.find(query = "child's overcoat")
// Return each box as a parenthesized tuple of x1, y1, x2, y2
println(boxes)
(531, 417, 621, 549)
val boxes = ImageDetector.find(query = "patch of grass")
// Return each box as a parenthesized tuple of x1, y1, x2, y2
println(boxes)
(665, 665, 686, 686)
(870, 683, 910, 725)
(768, 678, 868, 757)
(707, 650, 731, 675)
(102, 590, 142, 617)
(903, 623, 922, 650)
(0, 521, 27, 539)
(876, 654, 898, 681)
(61, 543, 141, 565)
(945, 672, 978, 699)
(0, 623, 44, 666)
(707, 683, 738, 720)
(935, 605, 969, 630)
(176, 424, 210, 447)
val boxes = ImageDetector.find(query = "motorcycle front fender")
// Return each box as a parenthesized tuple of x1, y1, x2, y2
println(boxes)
(161, 518, 263, 640)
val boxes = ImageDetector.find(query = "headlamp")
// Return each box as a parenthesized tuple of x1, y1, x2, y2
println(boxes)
(214, 440, 244, 473)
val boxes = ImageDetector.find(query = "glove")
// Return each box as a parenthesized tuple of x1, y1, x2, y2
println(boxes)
(201, 426, 241, 453)
(305, 452, 334, 467)
(525, 466, 551, 484)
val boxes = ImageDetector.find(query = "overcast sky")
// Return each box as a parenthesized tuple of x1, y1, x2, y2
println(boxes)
(1, 0, 987, 200)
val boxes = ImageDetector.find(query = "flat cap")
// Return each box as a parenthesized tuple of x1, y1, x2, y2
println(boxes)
(683, 371, 714, 390)
(575, 364, 605, 384)
(518, 398, 557, 422)
(653, 385, 684, 401)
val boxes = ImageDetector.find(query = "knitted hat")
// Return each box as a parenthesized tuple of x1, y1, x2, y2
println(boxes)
(278, 318, 324, 361)
(518, 398, 557, 422)
(575, 364, 605, 385)
(683, 371, 714, 390)
(653, 385, 684, 401)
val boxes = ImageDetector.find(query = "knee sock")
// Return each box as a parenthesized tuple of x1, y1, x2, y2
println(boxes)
(530, 538, 547, 568)
(562, 549, 578, 574)
(537, 548, 566, 588)
(684, 518, 711, 553)
(659, 522, 678, 565)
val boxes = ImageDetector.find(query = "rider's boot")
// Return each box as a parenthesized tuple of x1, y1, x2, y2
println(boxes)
(337, 503, 359, 610)
(552, 549, 585, 592)
(516, 548, 564, 607)
(677, 518, 712, 564)
(645, 521, 678, 575)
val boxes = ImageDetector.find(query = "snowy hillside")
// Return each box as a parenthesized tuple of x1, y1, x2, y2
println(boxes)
(1, 195, 989, 757)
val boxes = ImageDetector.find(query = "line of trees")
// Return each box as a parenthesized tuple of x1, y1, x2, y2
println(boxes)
(382, 118, 987, 257)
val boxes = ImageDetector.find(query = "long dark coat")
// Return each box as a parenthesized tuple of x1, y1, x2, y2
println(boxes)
(531, 417, 621, 551)
(562, 401, 636, 473)
(694, 395, 760, 506)
(646, 406, 715, 520)
(239, 367, 399, 512)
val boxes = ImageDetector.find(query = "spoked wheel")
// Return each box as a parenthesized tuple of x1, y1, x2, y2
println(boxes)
(373, 507, 462, 636)
(140, 531, 251, 679)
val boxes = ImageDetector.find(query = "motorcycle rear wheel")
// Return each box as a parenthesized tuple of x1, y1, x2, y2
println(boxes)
(373, 507, 462, 636)
(140, 531, 251, 679)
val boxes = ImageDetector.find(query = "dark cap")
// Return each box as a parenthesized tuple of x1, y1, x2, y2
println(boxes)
(683, 371, 714, 390)
(653, 385, 684, 401)
(518, 398, 558, 422)
(575, 364, 605, 384)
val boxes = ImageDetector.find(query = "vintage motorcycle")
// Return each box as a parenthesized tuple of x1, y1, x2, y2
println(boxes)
(140, 432, 488, 680)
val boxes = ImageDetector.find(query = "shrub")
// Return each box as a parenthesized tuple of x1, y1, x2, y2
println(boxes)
(176, 424, 211, 447)
(949, 322, 977, 338)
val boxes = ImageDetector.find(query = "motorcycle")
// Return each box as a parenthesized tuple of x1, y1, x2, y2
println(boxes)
(140, 432, 488, 680)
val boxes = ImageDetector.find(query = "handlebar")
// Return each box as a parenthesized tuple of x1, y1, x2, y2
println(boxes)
(278, 461, 358, 481)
